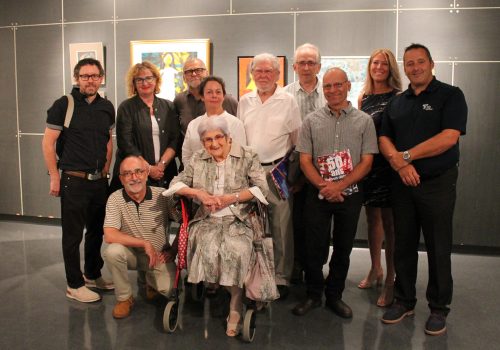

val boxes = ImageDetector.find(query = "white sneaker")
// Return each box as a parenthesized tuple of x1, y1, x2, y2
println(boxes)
(66, 286, 101, 303)
(84, 276, 115, 290)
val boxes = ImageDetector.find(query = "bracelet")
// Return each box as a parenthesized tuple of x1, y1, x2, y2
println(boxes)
(234, 192, 240, 205)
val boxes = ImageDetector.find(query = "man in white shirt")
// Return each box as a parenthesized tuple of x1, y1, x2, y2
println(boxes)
(284, 43, 326, 284)
(238, 53, 302, 298)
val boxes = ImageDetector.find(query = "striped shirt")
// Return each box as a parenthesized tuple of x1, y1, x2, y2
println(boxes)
(297, 103, 379, 170)
(283, 78, 326, 121)
(104, 186, 179, 251)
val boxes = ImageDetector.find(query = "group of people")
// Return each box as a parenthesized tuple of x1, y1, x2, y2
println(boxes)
(42, 41, 467, 338)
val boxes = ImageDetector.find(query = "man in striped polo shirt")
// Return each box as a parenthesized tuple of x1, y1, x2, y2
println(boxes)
(103, 155, 178, 319)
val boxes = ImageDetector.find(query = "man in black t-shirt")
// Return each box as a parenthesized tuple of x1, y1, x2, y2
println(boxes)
(379, 44, 467, 336)
(42, 58, 116, 303)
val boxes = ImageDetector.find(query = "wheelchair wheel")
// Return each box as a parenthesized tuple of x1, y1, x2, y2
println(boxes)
(242, 308, 256, 343)
(163, 300, 179, 333)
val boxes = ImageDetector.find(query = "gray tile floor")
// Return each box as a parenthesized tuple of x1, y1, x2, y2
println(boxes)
(1, 219, 499, 350)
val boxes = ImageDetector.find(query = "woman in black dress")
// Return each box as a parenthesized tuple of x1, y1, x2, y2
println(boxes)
(357, 49, 402, 307)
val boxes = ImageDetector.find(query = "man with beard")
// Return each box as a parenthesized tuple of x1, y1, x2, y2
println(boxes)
(42, 58, 115, 303)
(174, 57, 238, 168)
(103, 156, 178, 319)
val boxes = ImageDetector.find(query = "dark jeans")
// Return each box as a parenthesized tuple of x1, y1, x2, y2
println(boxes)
(304, 186, 363, 301)
(292, 185, 307, 269)
(392, 166, 458, 314)
(60, 174, 108, 288)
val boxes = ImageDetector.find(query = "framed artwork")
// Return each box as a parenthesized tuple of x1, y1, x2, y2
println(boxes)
(319, 56, 369, 108)
(69, 42, 105, 84)
(237, 55, 286, 99)
(130, 39, 210, 101)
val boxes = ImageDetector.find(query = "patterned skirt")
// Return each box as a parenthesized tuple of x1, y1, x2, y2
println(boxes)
(187, 215, 253, 288)
(362, 163, 393, 208)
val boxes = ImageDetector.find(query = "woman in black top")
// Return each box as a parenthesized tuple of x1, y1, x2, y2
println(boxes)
(357, 49, 402, 307)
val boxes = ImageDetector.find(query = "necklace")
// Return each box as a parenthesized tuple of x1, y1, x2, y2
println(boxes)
(215, 160, 225, 189)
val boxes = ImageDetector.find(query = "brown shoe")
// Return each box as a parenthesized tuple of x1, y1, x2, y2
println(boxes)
(146, 284, 159, 300)
(112, 296, 134, 319)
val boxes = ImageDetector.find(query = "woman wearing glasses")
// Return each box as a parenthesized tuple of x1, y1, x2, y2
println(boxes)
(357, 49, 402, 307)
(110, 61, 180, 192)
(165, 116, 268, 337)
(181, 76, 246, 166)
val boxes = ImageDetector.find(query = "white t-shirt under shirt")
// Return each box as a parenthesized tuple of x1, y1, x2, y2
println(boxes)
(181, 110, 247, 165)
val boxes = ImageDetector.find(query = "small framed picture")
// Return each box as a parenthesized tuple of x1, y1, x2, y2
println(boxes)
(69, 42, 105, 84)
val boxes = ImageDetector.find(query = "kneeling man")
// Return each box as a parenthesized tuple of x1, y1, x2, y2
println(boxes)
(103, 155, 178, 318)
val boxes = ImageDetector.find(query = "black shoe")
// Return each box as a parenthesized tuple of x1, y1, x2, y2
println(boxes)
(292, 298, 322, 316)
(325, 299, 353, 319)
(425, 312, 447, 336)
(277, 285, 290, 300)
(381, 302, 415, 324)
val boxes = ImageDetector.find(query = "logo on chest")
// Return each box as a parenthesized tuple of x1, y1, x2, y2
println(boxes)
(422, 104, 433, 111)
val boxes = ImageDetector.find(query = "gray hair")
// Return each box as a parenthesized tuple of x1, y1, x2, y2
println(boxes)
(324, 67, 349, 81)
(294, 43, 321, 63)
(250, 53, 280, 72)
(197, 116, 230, 140)
(183, 56, 206, 71)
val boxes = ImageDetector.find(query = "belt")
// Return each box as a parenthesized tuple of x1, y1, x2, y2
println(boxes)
(261, 157, 284, 167)
(64, 170, 107, 181)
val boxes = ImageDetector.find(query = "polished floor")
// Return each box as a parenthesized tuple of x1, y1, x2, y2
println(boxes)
(1, 219, 499, 350)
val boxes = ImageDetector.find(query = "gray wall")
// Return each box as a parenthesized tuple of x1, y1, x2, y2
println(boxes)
(0, 0, 498, 247)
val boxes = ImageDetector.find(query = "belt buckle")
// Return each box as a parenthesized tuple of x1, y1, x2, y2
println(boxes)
(86, 172, 101, 181)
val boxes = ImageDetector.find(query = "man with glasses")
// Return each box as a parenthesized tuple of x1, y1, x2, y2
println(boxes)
(103, 155, 178, 318)
(174, 57, 238, 134)
(292, 68, 378, 318)
(42, 58, 115, 303)
(237, 53, 302, 299)
(284, 43, 326, 284)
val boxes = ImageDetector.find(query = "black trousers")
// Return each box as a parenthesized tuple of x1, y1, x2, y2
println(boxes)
(304, 186, 363, 301)
(292, 185, 307, 269)
(392, 166, 458, 314)
(60, 174, 108, 288)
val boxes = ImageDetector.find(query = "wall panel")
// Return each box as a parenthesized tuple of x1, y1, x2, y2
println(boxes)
(398, 9, 500, 61)
(116, 0, 230, 19)
(64, 0, 114, 22)
(20, 135, 60, 217)
(17, 25, 63, 134)
(0, 0, 60, 26)
(0, 29, 21, 215)
(453, 63, 500, 246)
(233, 0, 396, 13)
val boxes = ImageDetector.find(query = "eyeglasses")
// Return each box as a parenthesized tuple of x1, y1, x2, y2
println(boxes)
(79, 74, 102, 81)
(119, 168, 147, 179)
(323, 81, 348, 90)
(253, 69, 275, 76)
(201, 134, 226, 145)
(184, 68, 206, 76)
(296, 61, 318, 67)
(134, 76, 156, 84)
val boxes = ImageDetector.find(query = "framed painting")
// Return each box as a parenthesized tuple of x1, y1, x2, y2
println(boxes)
(130, 39, 210, 101)
(69, 42, 105, 84)
(319, 56, 369, 108)
(237, 55, 286, 99)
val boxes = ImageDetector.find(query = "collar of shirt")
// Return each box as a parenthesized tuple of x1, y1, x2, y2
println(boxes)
(122, 186, 153, 203)
(405, 76, 438, 97)
(72, 86, 101, 104)
(326, 101, 354, 118)
(247, 85, 289, 102)
(295, 77, 321, 95)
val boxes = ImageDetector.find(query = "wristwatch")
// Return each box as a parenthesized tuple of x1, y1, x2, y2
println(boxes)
(402, 150, 412, 163)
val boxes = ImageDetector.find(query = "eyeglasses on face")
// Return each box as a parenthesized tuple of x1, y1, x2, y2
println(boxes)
(201, 134, 226, 145)
(323, 81, 348, 90)
(79, 74, 102, 81)
(134, 76, 156, 84)
(296, 61, 317, 67)
(184, 68, 206, 76)
(119, 168, 147, 179)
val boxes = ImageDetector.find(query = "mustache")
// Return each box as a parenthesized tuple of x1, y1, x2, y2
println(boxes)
(127, 179, 142, 186)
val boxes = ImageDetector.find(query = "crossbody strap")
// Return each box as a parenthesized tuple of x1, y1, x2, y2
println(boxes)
(64, 94, 74, 128)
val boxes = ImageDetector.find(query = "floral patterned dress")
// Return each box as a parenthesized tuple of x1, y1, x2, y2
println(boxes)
(169, 143, 269, 288)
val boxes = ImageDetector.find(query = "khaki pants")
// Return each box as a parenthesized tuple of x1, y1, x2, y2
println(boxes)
(264, 165, 294, 286)
(104, 243, 175, 301)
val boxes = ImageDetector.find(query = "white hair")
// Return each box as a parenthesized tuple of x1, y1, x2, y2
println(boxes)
(250, 53, 280, 72)
(294, 43, 321, 63)
(197, 116, 230, 140)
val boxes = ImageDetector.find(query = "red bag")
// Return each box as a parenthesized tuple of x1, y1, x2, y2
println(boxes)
(176, 199, 189, 270)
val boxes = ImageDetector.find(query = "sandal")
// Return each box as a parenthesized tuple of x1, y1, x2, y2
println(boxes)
(226, 310, 242, 337)
(377, 284, 394, 307)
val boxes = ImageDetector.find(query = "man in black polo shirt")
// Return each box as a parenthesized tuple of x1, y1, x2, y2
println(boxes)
(42, 58, 116, 303)
(379, 44, 467, 336)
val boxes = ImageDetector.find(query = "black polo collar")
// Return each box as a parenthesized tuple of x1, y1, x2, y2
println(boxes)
(122, 186, 153, 203)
